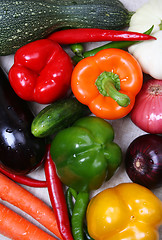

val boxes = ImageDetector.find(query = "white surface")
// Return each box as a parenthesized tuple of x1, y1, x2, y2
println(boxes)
(0, 0, 161, 239)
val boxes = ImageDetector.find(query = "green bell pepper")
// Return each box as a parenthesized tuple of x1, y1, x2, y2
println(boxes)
(50, 116, 122, 192)
(50, 116, 122, 240)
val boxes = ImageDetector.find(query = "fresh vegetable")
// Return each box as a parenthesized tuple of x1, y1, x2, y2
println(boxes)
(0, 0, 132, 55)
(71, 48, 143, 120)
(44, 145, 73, 240)
(50, 116, 122, 192)
(71, 191, 89, 240)
(72, 40, 141, 64)
(71, 26, 154, 64)
(8, 39, 73, 104)
(0, 172, 62, 239)
(66, 188, 77, 219)
(0, 202, 57, 240)
(128, 0, 162, 79)
(0, 67, 46, 174)
(50, 116, 122, 239)
(70, 43, 85, 58)
(86, 182, 162, 240)
(66, 188, 93, 240)
(48, 28, 155, 44)
(130, 79, 162, 134)
(0, 166, 47, 187)
(125, 134, 162, 189)
(31, 97, 91, 138)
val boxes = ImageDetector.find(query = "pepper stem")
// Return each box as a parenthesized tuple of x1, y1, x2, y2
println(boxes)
(95, 71, 130, 107)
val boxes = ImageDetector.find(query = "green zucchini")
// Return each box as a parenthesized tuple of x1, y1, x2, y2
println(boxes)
(31, 97, 91, 138)
(0, 0, 132, 55)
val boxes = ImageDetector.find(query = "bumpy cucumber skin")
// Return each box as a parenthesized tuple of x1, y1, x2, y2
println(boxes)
(31, 98, 91, 138)
(0, 0, 131, 55)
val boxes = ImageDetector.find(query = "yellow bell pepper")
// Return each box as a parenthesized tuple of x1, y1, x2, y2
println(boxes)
(86, 183, 162, 240)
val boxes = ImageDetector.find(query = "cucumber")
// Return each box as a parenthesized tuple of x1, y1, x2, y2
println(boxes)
(31, 97, 91, 138)
(0, 0, 132, 55)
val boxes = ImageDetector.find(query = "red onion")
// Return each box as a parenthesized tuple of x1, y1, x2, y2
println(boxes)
(130, 79, 162, 134)
(125, 134, 162, 189)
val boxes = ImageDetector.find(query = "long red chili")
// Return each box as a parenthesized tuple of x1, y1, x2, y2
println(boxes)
(0, 166, 47, 188)
(48, 28, 156, 44)
(44, 144, 73, 240)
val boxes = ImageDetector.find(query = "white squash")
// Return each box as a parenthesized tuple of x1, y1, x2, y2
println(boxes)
(128, 0, 162, 79)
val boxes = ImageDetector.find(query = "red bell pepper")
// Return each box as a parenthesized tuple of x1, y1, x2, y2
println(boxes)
(9, 39, 73, 104)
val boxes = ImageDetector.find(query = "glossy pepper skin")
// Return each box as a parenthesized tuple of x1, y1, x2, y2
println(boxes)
(50, 116, 122, 192)
(86, 183, 162, 240)
(48, 28, 156, 44)
(9, 39, 73, 104)
(71, 48, 143, 120)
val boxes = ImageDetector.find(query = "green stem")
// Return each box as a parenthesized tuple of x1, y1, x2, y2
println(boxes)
(95, 71, 130, 107)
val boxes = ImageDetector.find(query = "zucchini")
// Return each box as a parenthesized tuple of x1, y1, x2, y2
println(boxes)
(31, 97, 91, 138)
(0, 0, 132, 55)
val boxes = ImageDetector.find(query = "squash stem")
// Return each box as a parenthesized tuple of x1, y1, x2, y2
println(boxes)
(95, 71, 130, 107)
(126, 11, 135, 26)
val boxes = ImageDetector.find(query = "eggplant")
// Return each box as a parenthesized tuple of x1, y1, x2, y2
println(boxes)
(0, 67, 46, 174)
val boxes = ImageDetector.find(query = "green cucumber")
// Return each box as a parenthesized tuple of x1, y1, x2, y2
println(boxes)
(0, 0, 132, 55)
(31, 97, 91, 138)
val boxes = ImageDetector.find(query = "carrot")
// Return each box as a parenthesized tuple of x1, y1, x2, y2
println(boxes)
(0, 202, 57, 240)
(0, 173, 62, 240)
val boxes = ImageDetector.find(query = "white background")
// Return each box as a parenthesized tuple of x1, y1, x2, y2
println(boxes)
(0, 0, 161, 239)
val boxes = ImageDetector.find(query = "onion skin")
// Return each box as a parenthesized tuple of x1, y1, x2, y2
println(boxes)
(125, 134, 162, 189)
(130, 79, 162, 134)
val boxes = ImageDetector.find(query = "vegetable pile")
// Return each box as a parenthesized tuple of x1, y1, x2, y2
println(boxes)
(0, 0, 162, 240)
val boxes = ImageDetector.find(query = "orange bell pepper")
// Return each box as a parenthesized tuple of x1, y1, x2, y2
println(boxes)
(86, 183, 162, 240)
(71, 48, 143, 120)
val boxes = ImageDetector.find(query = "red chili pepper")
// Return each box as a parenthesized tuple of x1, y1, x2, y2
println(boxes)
(44, 144, 73, 240)
(8, 39, 73, 104)
(48, 28, 156, 44)
(0, 166, 47, 188)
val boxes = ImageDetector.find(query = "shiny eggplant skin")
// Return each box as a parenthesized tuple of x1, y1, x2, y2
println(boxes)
(0, 67, 46, 174)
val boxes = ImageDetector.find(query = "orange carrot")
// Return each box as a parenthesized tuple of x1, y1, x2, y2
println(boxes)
(0, 202, 57, 240)
(0, 173, 62, 240)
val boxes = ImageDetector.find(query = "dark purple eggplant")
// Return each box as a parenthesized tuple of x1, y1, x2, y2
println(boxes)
(0, 67, 46, 174)
(125, 134, 162, 189)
